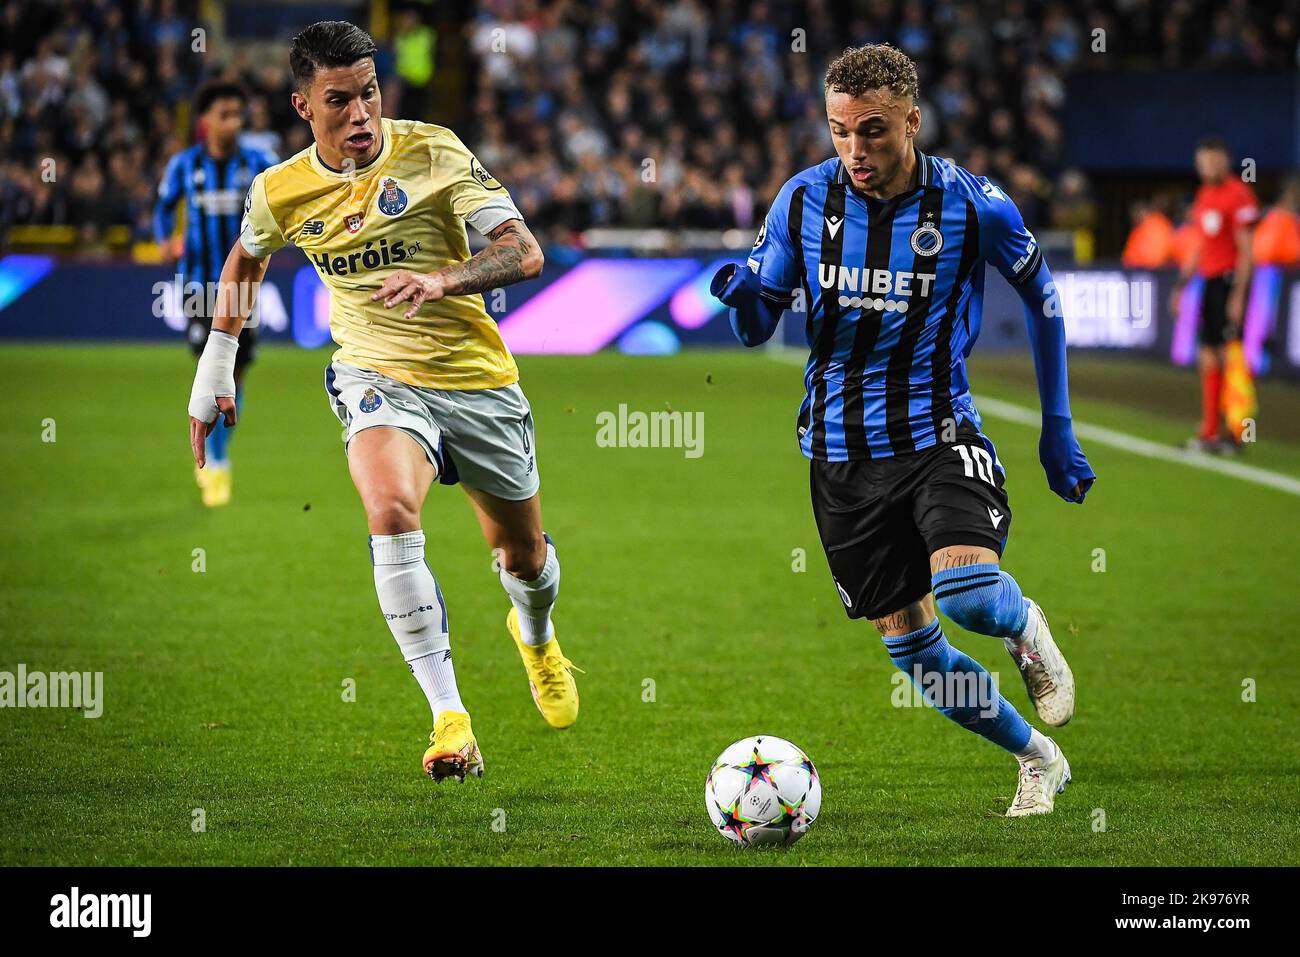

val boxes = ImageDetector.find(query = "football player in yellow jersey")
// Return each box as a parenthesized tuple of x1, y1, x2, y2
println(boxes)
(186, 21, 580, 783)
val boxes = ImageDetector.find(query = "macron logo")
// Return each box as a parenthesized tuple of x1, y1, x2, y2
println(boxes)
(825, 215, 843, 240)
(988, 507, 1004, 529)
(50, 887, 151, 937)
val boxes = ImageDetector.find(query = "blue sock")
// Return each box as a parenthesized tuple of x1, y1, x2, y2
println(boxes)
(932, 563, 1029, 638)
(883, 620, 1032, 753)
(205, 386, 243, 466)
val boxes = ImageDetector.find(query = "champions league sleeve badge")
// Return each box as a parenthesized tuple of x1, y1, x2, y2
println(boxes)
(376, 177, 409, 217)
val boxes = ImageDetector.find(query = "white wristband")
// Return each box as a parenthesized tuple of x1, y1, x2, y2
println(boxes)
(188, 329, 239, 423)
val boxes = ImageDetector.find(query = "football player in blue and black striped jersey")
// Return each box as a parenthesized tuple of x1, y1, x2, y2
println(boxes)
(156, 81, 276, 505)
(713, 44, 1096, 817)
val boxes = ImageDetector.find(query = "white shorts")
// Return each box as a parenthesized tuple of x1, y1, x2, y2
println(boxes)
(324, 360, 539, 501)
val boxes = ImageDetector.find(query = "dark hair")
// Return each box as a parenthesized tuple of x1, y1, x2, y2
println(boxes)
(824, 44, 919, 100)
(1196, 135, 1229, 155)
(289, 21, 378, 91)
(195, 80, 248, 116)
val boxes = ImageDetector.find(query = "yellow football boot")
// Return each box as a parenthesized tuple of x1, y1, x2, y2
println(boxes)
(195, 463, 231, 507)
(209, 465, 232, 507)
(508, 607, 582, 729)
(422, 710, 484, 783)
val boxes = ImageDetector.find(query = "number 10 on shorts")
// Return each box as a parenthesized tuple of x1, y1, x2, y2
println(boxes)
(953, 444, 996, 485)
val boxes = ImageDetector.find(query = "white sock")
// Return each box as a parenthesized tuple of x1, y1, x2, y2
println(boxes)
(408, 651, 464, 719)
(500, 539, 560, 646)
(1003, 599, 1039, 654)
(370, 530, 465, 719)
(1014, 728, 1057, 766)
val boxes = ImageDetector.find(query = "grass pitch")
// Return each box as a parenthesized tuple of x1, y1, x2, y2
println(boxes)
(1, 343, 1297, 866)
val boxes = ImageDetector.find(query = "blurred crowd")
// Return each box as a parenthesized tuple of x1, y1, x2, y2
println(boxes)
(1123, 177, 1300, 270)
(466, 0, 1300, 241)
(2, 0, 1300, 251)
(0, 0, 311, 249)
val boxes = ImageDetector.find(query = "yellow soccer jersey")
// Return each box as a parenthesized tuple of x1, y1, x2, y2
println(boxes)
(239, 117, 524, 390)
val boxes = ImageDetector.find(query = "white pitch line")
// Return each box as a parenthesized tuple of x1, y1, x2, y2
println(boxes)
(763, 347, 1300, 497)
(973, 395, 1300, 498)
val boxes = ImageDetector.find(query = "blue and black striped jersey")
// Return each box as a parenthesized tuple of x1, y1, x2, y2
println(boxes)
(154, 144, 277, 288)
(751, 148, 1044, 461)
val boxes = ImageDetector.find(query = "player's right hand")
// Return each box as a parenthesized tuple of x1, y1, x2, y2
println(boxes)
(710, 261, 760, 306)
(189, 398, 237, 467)
(188, 329, 240, 467)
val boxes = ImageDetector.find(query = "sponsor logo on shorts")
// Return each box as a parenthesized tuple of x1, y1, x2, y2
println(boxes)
(376, 176, 408, 216)
(359, 388, 383, 413)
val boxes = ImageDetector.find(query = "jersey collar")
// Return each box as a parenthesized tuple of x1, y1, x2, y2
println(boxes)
(311, 120, 392, 179)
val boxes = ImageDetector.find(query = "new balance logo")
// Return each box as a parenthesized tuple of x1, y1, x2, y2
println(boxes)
(825, 215, 842, 239)
(301, 220, 325, 236)
(988, 507, 1004, 529)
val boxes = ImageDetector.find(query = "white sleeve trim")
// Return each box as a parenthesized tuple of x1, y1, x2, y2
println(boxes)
(465, 195, 523, 237)
(239, 229, 273, 259)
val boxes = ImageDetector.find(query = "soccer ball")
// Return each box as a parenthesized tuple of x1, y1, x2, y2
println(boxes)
(705, 735, 821, 847)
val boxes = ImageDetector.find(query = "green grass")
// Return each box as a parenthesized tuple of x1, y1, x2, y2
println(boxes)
(1, 343, 1297, 866)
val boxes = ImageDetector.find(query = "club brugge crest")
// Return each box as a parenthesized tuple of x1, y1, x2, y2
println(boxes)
(345, 212, 364, 234)
(909, 223, 943, 256)
(359, 387, 383, 413)
(376, 177, 408, 217)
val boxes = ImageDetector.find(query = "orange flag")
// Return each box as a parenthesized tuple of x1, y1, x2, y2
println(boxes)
(1221, 340, 1257, 442)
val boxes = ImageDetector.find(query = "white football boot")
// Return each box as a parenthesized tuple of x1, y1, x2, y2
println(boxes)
(1006, 739, 1071, 817)
(1009, 600, 1074, 727)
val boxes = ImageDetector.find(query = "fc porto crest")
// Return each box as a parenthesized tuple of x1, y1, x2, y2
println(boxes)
(376, 177, 408, 217)
(359, 388, 383, 413)
(909, 223, 944, 256)
(344, 212, 364, 234)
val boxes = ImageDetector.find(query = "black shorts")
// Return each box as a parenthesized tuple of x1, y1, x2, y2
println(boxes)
(810, 422, 1012, 621)
(1198, 274, 1235, 347)
(187, 316, 257, 368)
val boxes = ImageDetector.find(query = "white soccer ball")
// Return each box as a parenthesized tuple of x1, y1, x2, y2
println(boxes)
(705, 735, 821, 847)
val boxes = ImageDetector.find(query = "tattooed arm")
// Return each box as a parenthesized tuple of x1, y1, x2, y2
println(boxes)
(441, 220, 544, 295)
(370, 219, 545, 319)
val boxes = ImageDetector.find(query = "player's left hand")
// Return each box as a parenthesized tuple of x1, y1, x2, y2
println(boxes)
(372, 271, 447, 319)
(1039, 414, 1096, 504)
